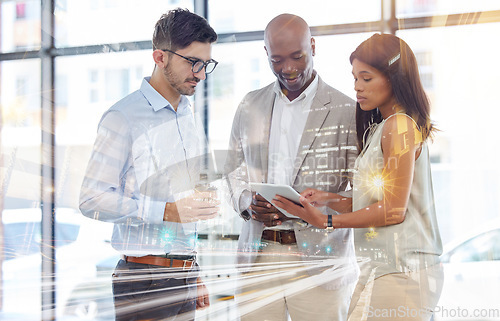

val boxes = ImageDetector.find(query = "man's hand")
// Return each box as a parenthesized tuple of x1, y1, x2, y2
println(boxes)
(163, 190, 220, 223)
(196, 277, 210, 309)
(249, 193, 290, 227)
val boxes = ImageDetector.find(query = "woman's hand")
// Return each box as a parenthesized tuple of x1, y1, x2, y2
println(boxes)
(273, 195, 326, 229)
(301, 188, 352, 213)
(301, 188, 335, 207)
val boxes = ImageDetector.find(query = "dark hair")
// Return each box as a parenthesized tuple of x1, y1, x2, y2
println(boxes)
(350, 33, 435, 150)
(152, 8, 217, 52)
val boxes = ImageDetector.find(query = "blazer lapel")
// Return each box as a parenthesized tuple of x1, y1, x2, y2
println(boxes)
(292, 78, 331, 180)
(258, 86, 276, 183)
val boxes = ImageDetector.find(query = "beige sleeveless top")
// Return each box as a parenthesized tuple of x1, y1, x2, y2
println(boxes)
(352, 114, 442, 277)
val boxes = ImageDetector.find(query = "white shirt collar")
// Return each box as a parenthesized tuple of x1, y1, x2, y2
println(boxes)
(142, 77, 191, 114)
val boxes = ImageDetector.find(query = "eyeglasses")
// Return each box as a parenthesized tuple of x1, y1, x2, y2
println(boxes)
(161, 49, 218, 74)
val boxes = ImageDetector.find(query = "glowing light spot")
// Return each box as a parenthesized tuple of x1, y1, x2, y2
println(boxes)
(302, 242, 308, 248)
(365, 227, 378, 241)
(160, 227, 176, 244)
(356, 163, 398, 202)
(188, 235, 197, 246)
(325, 246, 332, 253)
(372, 175, 384, 188)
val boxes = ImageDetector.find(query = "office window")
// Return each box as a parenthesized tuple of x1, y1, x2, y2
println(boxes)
(2, 60, 41, 128)
(0, 59, 42, 318)
(1, 0, 41, 52)
(414, 51, 434, 90)
(55, 0, 193, 47)
(397, 0, 500, 18)
(209, 41, 275, 151)
(398, 23, 500, 244)
(55, 74, 69, 107)
(56, 50, 151, 147)
(104, 69, 129, 101)
(210, 0, 381, 33)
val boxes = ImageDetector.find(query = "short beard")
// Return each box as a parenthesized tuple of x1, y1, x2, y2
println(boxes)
(163, 63, 199, 96)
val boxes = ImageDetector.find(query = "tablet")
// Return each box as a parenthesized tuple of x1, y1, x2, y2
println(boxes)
(249, 183, 302, 218)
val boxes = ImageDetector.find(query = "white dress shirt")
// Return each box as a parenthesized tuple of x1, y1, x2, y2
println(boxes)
(267, 75, 318, 229)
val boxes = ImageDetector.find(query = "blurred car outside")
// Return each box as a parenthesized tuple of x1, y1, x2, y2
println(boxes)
(1, 207, 117, 320)
(435, 219, 500, 321)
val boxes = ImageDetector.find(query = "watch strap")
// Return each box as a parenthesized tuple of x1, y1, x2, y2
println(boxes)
(326, 214, 334, 231)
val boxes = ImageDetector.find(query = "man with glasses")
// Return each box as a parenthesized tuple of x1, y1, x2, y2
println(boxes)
(80, 8, 218, 320)
(225, 14, 359, 320)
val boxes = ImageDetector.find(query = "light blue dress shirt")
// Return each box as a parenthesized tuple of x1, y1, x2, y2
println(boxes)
(80, 77, 206, 256)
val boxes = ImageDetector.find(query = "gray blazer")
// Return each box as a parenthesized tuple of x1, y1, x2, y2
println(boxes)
(225, 75, 359, 288)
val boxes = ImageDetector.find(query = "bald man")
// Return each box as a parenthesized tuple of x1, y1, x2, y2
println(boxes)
(225, 14, 360, 320)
